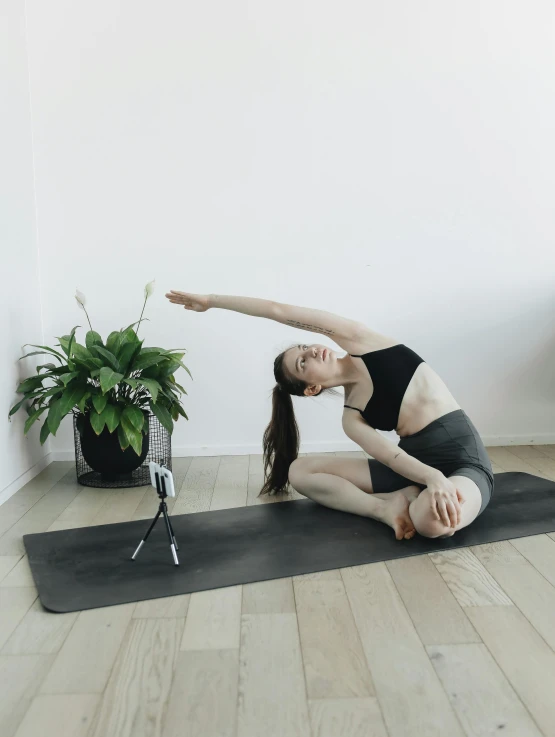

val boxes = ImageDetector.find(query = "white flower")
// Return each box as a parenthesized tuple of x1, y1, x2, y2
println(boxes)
(144, 279, 155, 300)
(75, 289, 87, 310)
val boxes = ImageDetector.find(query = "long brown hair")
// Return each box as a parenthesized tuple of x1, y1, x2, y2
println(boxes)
(259, 344, 340, 496)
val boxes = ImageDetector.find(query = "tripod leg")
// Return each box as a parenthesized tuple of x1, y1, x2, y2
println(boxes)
(166, 514, 179, 551)
(162, 506, 179, 565)
(131, 509, 162, 560)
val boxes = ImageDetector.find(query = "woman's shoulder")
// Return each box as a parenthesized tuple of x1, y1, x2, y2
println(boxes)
(341, 326, 401, 356)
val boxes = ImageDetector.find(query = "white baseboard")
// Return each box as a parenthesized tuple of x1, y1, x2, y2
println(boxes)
(47, 431, 555, 462)
(0, 452, 54, 507)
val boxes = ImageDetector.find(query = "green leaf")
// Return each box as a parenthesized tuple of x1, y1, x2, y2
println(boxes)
(117, 423, 130, 450)
(47, 399, 66, 436)
(90, 409, 106, 435)
(136, 378, 161, 403)
(71, 343, 93, 363)
(77, 391, 91, 413)
(18, 350, 57, 362)
(103, 404, 121, 433)
(175, 404, 189, 420)
(122, 405, 144, 433)
(46, 385, 87, 436)
(149, 401, 173, 434)
(16, 376, 43, 394)
(106, 331, 124, 356)
(22, 344, 66, 363)
(132, 352, 167, 372)
(179, 362, 193, 381)
(40, 418, 51, 445)
(117, 341, 139, 372)
(99, 367, 124, 395)
(60, 372, 81, 386)
(121, 415, 143, 455)
(92, 394, 109, 414)
(8, 397, 28, 418)
(91, 346, 121, 372)
(37, 363, 58, 373)
(85, 331, 104, 351)
(58, 326, 80, 358)
(122, 319, 149, 333)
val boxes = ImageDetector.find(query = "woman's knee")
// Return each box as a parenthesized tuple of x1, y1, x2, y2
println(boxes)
(409, 493, 454, 538)
(288, 457, 310, 487)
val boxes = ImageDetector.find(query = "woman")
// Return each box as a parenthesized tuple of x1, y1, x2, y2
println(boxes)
(165, 290, 494, 542)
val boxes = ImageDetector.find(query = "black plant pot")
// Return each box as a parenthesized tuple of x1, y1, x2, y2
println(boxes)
(80, 414, 149, 482)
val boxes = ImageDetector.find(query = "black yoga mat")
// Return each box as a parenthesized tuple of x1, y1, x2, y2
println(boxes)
(23, 471, 555, 613)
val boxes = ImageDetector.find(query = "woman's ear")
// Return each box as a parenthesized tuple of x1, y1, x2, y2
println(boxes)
(303, 384, 322, 397)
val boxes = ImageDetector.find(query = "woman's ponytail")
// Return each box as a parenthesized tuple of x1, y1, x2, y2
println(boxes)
(260, 384, 300, 495)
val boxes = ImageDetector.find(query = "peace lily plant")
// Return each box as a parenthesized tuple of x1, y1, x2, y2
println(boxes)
(8, 280, 191, 456)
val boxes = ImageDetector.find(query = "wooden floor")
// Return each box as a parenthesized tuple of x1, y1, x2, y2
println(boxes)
(1, 445, 555, 737)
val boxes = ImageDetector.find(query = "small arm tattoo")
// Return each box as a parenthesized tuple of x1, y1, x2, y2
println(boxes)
(393, 453, 401, 460)
(285, 320, 335, 336)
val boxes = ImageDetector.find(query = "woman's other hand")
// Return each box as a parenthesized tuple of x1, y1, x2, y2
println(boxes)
(165, 291, 211, 312)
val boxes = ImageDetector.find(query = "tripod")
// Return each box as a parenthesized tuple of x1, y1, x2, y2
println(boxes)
(131, 465, 180, 565)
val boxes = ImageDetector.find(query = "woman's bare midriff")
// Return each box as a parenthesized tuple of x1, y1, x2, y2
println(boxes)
(343, 339, 461, 438)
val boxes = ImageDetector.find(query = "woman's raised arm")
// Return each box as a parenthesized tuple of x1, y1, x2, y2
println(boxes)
(166, 291, 365, 341)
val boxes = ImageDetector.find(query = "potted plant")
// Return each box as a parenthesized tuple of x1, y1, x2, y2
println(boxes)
(8, 280, 191, 480)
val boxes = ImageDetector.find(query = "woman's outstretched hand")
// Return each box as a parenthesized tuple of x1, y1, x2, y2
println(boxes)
(165, 291, 211, 312)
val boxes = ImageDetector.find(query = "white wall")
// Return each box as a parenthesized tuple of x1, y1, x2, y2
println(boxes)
(6, 1, 555, 480)
(1, 0, 50, 502)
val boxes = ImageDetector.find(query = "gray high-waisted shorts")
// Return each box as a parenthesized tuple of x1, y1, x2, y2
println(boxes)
(368, 409, 494, 516)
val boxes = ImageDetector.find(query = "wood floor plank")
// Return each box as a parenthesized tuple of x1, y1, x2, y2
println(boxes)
(294, 578, 375, 699)
(39, 602, 136, 694)
(162, 649, 239, 737)
(237, 614, 311, 737)
(89, 486, 149, 526)
(485, 447, 551, 478)
(0, 463, 74, 537)
(465, 605, 555, 737)
(211, 455, 250, 510)
(536, 444, 555, 461)
(508, 445, 555, 478)
(510, 534, 555, 587)
(0, 654, 57, 737)
(308, 698, 389, 737)
(0, 588, 38, 650)
(13, 694, 100, 737)
(427, 643, 543, 737)
(428, 548, 513, 607)
(341, 563, 465, 737)
(181, 586, 242, 651)
(0, 555, 35, 588)
(133, 594, 190, 619)
(0, 477, 82, 556)
(89, 618, 184, 737)
(242, 578, 296, 615)
(0, 556, 24, 584)
(471, 540, 555, 652)
(172, 456, 221, 515)
(1, 597, 78, 655)
(385, 555, 481, 645)
(47, 486, 110, 528)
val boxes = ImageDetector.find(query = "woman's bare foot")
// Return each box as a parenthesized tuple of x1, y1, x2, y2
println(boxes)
(376, 490, 416, 541)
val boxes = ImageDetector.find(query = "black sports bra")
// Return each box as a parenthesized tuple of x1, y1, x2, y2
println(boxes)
(343, 344, 425, 431)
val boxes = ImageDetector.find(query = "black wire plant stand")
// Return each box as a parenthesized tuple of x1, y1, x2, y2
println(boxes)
(73, 411, 172, 488)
